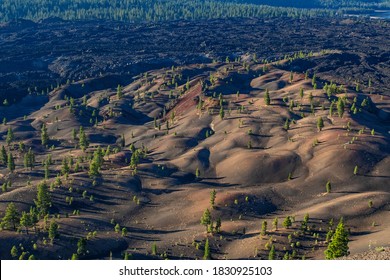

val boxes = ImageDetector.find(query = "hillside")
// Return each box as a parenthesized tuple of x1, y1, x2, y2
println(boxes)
(0, 52, 389, 260)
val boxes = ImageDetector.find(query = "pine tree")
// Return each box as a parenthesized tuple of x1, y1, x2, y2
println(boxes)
(329, 102, 334, 117)
(7, 152, 15, 173)
(203, 238, 211, 260)
(355, 83, 360, 92)
(61, 157, 70, 175)
(18, 142, 25, 152)
(261, 220, 267, 236)
(301, 213, 309, 231)
(284, 119, 290, 130)
(29, 207, 39, 233)
(317, 117, 324, 131)
(129, 143, 135, 153)
(311, 74, 316, 86)
(0, 145, 7, 165)
(353, 165, 358, 175)
(20, 211, 32, 234)
(78, 126, 88, 151)
(195, 167, 200, 178)
(210, 189, 216, 209)
(11, 246, 18, 258)
(200, 208, 211, 231)
(2, 202, 20, 230)
(264, 89, 270, 105)
(130, 149, 141, 169)
(41, 123, 48, 146)
(219, 106, 225, 120)
(72, 128, 77, 141)
(77, 238, 87, 256)
(272, 217, 278, 231)
(215, 217, 222, 233)
(48, 220, 59, 243)
(268, 245, 276, 260)
(6, 127, 14, 145)
(24, 148, 35, 170)
(34, 181, 51, 216)
(299, 88, 304, 99)
(117, 85, 123, 99)
(151, 242, 157, 255)
(326, 181, 332, 193)
(337, 98, 345, 118)
(325, 218, 349, 259)
(283, 216, 292, 229)
(114, 223, 120, 233)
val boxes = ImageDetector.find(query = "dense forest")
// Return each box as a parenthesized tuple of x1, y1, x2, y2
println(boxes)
(1, 0, 389, 23)
(235, 0, 390, 9)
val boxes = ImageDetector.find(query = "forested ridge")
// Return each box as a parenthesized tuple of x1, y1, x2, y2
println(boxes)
(1, 0, 389, 23)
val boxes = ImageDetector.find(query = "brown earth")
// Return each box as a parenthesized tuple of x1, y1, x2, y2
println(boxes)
(0, 53, 389, 260)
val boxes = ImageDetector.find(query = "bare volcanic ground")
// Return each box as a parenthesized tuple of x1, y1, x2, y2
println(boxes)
(0, 54, 389, 260)
(0, 17, 390, 109)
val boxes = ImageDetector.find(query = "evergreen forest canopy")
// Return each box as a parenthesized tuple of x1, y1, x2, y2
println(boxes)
(0, 0, 389, 23)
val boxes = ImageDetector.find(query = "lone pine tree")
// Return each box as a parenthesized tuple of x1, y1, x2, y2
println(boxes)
(264, 89, 270, 105)
(325, 218, 349, 259)
(78, 126, 89, 151)
(284, 119, 290, 130)
(2, 202, 20, 230)
(326, 181, 332, 193)
(195, 167, 200, 178)
(41, 123, 48, 146)
(219, 106, 225, 120)
(210, 189, 216, 209)
(89, 150, 102, 178)
(337, 98, 345, 118)
(117, 84, 123, 99)
(48, 220, 59, 243)
(1, 145, 7, 165)
(261, 220, 268, 236)
(7, 153, 15, 173)
(34, 181, 51, 216)
(6, 127, 14, 145)
(317, 116, 324, 131)
(273, 217, 278, 231)
(283, 216, 292, 229)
